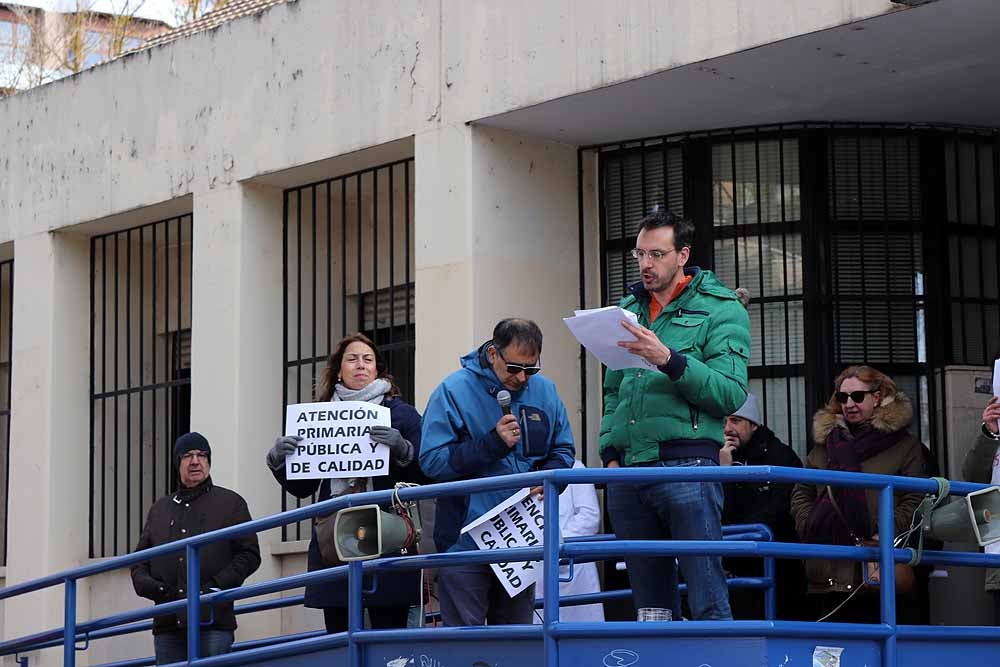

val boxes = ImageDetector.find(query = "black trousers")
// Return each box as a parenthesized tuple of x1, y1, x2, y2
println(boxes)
(322, 605, 410, 633)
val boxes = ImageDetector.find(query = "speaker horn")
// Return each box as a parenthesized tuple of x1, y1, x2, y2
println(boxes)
(333, 504, 419, 561)
(924, 486, 1000, 546)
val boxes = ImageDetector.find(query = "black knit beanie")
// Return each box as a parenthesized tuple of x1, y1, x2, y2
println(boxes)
(174, 431, 212, 468)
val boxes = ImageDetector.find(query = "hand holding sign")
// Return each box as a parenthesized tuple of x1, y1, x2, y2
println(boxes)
(283, 401, 392, 479)
(267, 435, 301, 470)
(461, 489, 546, 597)
(984, 396, 1000, 435)
(994, 358, 1000, 399)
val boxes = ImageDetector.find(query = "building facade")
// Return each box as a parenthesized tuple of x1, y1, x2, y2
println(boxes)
(1, 0, 999, 663)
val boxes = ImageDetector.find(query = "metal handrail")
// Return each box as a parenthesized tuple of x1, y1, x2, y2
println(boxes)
(0, 466, 997, 667)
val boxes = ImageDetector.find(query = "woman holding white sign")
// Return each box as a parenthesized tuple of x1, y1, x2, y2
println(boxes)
(267, 333, 426, 633)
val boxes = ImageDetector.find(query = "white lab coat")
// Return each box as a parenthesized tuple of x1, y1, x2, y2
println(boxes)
(535, 460, 605, 623)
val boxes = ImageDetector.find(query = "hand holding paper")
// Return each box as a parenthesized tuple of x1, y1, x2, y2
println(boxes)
(617, 320, 671, 367)
(983, 396, 1000, 435)
(994, 358, 1000, 399)
(563, 306, 658, 371)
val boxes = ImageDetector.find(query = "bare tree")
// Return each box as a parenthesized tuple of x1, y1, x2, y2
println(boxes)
(1, 1, 153, 95)
(173, 0, 230, 24)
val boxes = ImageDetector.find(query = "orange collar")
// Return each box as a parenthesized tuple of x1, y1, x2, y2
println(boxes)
(649, 274, 692, 321)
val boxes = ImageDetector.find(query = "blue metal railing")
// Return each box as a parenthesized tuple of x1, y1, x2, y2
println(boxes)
(1, 466, 999, 667)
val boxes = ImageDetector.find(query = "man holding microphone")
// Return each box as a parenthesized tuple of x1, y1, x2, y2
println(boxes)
(420, 318, 576, 626)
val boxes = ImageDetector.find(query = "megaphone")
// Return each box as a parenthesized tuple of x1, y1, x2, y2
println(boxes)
(924, 486, 1000, 546)
(333, 503, 421, 561)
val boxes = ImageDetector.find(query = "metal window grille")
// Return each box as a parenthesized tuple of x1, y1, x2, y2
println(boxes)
(944, 134, 1000, 365)
(825, 132, 929, 443)
(712, 134, 806, 455)
(89, 215, 193, 558)
(0, 260, 12, 565)
(599, 138, 686, 307)
(282, 159, 415, 541)
(594, 124, 999, 457)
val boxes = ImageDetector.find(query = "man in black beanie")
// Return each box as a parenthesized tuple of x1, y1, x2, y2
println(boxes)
(131, 432, 261, 664)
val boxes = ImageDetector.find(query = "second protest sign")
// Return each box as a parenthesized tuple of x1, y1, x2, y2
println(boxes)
(283, 401, 391, 479)
(461, 488, 545, 597)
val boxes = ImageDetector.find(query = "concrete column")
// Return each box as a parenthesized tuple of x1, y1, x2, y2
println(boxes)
(4, 232, 91, 665)
(414, 124, 584, 444)
(189, 183, 285, 640)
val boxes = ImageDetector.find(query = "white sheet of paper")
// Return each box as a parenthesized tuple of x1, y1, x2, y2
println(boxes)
(993, 358, 1000, 398)
(283, 401, 391, 479)
(461, 488, 545, 598)
(563, 306, 658, 371)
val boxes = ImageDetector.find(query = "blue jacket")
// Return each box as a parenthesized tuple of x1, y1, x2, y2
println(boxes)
(420, 343, 576, 552)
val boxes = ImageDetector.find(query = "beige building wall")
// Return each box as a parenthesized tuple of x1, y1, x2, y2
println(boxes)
(0, 1, 899, 665)
(414, 123, 581, 428)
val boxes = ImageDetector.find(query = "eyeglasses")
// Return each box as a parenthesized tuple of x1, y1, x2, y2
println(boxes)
(181, 451, 209, 462)
(835, 390, 876, 404)
(631, 248, 677, 261)
(495, 346, 542, 376)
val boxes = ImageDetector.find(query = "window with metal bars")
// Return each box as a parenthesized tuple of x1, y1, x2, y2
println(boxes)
(89, 216, 193, 558)
(282, 159, 415, 542)
(712, 136, 806, 455)
(600, 141, 686, 306)
(825, 133, 929, 443)
(0, 260, 12, 566)
(944, 135, 1000, 365)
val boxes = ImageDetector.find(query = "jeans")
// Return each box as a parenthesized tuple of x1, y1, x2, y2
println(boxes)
(437, 564, 536, 626)
(607, 457, 732, 620)
(153, 629, 234, 665)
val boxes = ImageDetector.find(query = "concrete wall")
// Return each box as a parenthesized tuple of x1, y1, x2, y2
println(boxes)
(0, 0, 893, 238)
(0, 1, 901, 664)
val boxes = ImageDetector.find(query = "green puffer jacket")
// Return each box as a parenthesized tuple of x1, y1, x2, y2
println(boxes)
(599, 268, 750, 466)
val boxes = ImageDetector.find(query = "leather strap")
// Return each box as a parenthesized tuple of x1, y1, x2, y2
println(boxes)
(824, 485, 864, 544)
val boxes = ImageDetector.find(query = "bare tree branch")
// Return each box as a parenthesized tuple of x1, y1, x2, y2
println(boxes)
(1, 0, 154, 95)
(174, 0, 231, 25)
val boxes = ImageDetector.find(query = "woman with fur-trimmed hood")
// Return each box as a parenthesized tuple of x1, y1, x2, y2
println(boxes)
(791, 365, 926, 622)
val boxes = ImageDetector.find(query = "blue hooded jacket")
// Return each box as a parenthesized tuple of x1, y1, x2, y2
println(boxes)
(419, 342, 576, 552)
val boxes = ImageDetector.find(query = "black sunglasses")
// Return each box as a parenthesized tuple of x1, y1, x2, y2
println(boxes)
(495, 346, 542, 376)
(835, 390, 876, 404)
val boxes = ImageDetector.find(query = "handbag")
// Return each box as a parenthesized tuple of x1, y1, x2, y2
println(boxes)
(824, 485, 914, 595)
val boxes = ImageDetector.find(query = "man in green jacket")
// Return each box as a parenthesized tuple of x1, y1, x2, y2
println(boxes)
(601, 209, 750, 621)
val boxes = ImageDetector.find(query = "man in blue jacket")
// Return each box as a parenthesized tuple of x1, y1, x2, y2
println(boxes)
(420, 318, 576, 626)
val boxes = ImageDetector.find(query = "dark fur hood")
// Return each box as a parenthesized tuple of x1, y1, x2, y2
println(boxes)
(812, 391, 914, 445)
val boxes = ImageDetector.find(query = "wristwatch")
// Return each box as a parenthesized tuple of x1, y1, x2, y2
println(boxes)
(981, 422, 1000, 440)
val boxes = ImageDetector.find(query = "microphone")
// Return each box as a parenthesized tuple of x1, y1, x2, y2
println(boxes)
(496, 390, 512, 416)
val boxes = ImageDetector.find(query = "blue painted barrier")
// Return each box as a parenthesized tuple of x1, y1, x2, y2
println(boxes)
(0, 466, 997, 667)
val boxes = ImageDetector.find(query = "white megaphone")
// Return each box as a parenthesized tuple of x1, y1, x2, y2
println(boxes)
(924, 486, 1000, 546)
(333, 503, 421, 561)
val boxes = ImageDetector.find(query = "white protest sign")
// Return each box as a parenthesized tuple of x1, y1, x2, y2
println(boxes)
(994, 358, 1000, 398)
(283, 401, 391, 479)
(460, 488, 546, 598)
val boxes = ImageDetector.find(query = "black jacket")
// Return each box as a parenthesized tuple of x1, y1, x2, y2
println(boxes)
(272, 396, 426, 608)
(722, 425, 802, 543)
(722, 425, 805, 619)
(130, 479, 261, 634)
